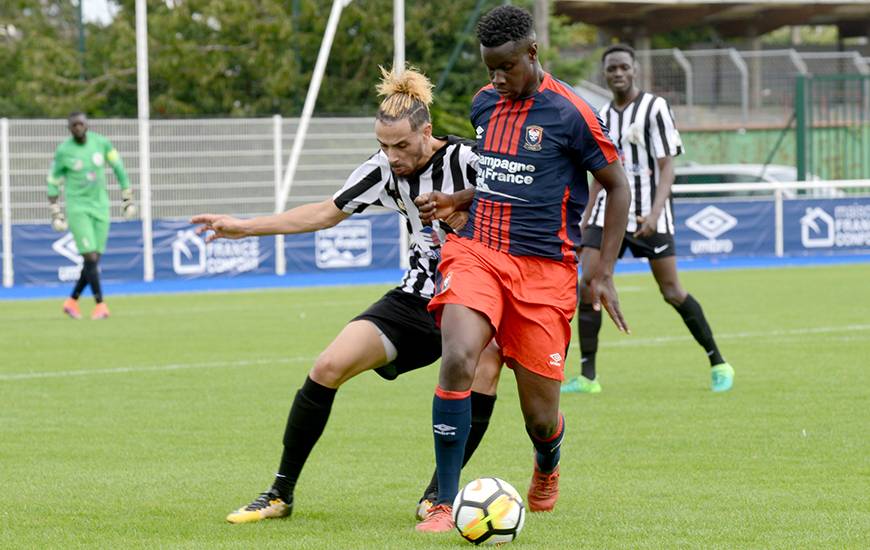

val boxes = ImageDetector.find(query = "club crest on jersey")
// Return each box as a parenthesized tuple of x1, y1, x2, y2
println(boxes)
(523, 125, 543, 151)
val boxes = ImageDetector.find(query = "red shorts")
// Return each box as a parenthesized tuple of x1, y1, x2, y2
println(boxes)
(428, 235, 577, 381)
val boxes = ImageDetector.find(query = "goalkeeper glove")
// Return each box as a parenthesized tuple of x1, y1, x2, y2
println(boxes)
(121, 188, 137, 220)
(50, 203, 68, 232)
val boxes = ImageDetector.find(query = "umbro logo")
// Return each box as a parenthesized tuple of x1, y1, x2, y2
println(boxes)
(653, 244, 669, 254)
(475, 126, 484, 140)
(433, 423, 457, 436)
(548, 353, 562, 367)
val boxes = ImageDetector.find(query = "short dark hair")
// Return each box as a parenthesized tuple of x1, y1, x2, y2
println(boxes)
(68, 111, 86, 120)
(476, 5, 534, 48)
(602, 44, 636, 63)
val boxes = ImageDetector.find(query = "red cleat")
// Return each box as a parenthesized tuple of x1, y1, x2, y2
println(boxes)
(91, 302, 110, 320)
(62, 298, 81, 319)
(415, 504, 455, 533)
(528, 464, 560, 512)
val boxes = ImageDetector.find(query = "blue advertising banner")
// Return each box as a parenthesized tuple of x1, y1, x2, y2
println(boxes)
(673, 200, 776, 257)
(9, 211, 402, 286)
(782, 198, 870, 256)
(153, 219, 275, 279)
(11, 221, 143, 285)
(285, 211, 401, 273)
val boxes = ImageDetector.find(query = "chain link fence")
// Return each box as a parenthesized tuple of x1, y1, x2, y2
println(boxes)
(587, 48, 870, 129)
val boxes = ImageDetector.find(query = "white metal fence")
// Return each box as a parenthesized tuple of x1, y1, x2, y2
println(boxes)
(589, 48, 870, 128)
(0, 116, 377, 224)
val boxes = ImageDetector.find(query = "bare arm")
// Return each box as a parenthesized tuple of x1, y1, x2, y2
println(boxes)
(588, 160, 631, 333)
(191, 199, 350, 242)
(634, 155, 674, 238)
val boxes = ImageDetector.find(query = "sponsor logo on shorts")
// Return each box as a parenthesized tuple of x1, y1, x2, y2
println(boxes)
(653, 244, 670, 254)
(548, 353, 563, 367)
(441, 271, 453, 292)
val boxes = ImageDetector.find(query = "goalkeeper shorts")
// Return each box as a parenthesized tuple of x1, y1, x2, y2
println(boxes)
(68, 210, 110, 254)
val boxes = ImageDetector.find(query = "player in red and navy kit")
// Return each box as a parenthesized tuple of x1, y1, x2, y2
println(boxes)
(415, 5, 632, 533)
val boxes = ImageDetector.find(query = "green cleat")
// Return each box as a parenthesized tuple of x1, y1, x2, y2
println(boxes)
(711, 363, 734, 392)
(560, 376, 601, 394)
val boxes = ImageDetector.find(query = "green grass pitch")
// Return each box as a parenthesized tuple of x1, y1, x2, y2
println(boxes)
(1, 264, 868, 549)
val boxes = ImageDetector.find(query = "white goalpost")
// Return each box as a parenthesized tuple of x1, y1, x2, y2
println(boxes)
(274, 0, 408, 275)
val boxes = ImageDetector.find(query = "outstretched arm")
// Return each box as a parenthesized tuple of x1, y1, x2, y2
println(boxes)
(587, 161, 631, 333)
(191, 199, 350, 242)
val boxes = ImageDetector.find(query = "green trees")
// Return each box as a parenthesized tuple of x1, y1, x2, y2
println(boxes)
(1, 0, 592, 136)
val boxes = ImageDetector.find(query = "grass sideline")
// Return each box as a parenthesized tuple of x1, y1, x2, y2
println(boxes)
(1, 264, 868, 549)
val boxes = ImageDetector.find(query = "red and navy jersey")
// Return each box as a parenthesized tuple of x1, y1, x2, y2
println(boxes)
(461, 73, 618, 262)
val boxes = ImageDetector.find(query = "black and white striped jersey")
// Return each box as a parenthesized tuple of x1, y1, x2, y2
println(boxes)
(589, 91, 683, 234)
(333, 135, 478, 299)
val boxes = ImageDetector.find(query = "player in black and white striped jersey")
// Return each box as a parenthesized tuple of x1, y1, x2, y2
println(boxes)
(563, 44, 734, 395)
(192, 67, 503, 523)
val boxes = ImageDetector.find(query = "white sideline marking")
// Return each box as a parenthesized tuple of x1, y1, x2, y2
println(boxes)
(600, 324, 870, 348)
(0, 356, 313, 381)
(3, 324, 867, 382)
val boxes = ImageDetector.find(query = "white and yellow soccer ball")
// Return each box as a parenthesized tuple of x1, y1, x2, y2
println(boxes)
(452, 477, 525, 545)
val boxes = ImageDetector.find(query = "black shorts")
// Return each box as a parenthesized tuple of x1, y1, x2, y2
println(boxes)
(352, 288, 441, 381)
(580, 225, 676, 260)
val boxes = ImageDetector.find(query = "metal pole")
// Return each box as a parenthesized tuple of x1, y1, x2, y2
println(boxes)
(394, 0, 405, 72)
(77, 0, 85, 79)
(672, 48, 693, 119)
(394, 0, 408, 268)
(795, 75, 807, 181)
(136, 0, 154, 281)
(273, 115, 286, 276)
(534, 0, 550, 51)
(728, 48, 749, 125)
(1, 118, 12, 287)
(277, 0, 353, 212)
(774, 188, 784, 257)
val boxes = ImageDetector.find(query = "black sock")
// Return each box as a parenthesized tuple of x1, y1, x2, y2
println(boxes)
(82, 259, 103, 304)
(674, 294, 724, 366)
(422, 391, 497, 499)
(71, 268, 88, 300)
(272, 376, 337, 500)
(528, 414, 565, 474)
(578, 302, 602, 380)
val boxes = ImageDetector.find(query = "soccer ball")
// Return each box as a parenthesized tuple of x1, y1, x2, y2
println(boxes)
(452, 477, 525, 545)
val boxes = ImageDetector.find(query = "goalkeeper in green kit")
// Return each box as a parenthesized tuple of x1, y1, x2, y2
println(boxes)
(47, 112, 136, 320)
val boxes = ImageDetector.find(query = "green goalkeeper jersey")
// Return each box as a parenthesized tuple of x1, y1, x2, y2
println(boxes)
(46, 132, 130, 218)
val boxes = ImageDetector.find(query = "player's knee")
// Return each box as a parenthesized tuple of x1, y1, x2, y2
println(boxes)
(471, 357, 502, 395)
(526, 415, 560, 441)
(440, 346, 477, 386)
(310, 351, 349, 387)
(660, 285, 685, 307)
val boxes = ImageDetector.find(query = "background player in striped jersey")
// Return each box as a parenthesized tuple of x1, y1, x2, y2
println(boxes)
(416, 6, 631, 533)
(191, 67, 502, 524)
(562, 44, 735, 394)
